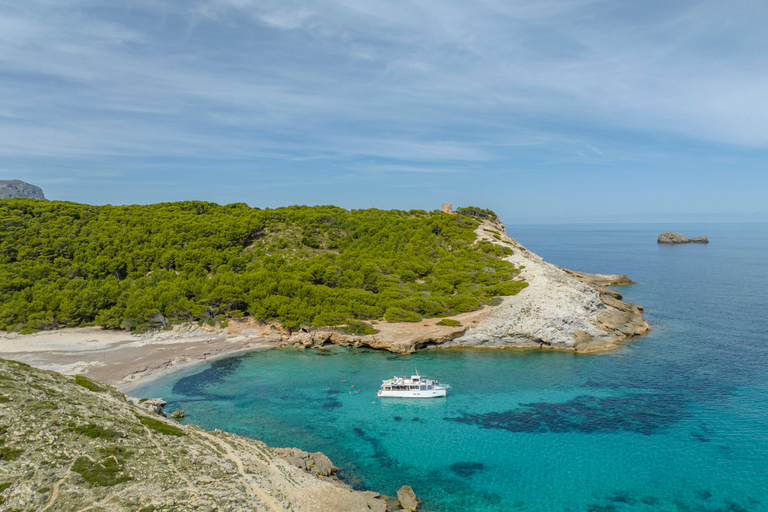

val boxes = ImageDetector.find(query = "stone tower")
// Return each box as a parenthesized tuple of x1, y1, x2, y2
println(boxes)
(441, 204, 453, 214)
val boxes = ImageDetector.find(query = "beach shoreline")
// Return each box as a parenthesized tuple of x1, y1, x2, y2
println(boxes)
(0, 321, 279, 393)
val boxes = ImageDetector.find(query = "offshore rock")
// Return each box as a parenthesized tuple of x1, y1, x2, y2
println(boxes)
(658, 231, 709, 244)
(170, 409, 185, 418)
(0, 179, 45, 199)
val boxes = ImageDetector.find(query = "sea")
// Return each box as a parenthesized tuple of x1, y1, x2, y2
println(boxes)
(132, 223, 768, 512)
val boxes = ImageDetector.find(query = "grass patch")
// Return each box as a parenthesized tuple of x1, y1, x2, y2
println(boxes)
(136, 415, 186, 437)
(0, 359, 31, 370)
(0, 447, 23, 461)
(98, 445, 134, 459)
(139, 505, 156, 512)
(0, 396, 10, 403)
(29, 400, 58, 410)
(0, 482, 11, 492)
(72, 455, 131, 487)
(74, 374, 104, 392)
(487, 296, 504, 307)
(436, 318, 462, 327)
(73, 423, 121, 441)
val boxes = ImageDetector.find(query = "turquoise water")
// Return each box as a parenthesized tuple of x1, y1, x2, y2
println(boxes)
(133, 223, 768, 512)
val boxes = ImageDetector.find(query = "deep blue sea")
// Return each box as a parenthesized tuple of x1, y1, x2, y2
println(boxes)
(133, 223, 768, 512)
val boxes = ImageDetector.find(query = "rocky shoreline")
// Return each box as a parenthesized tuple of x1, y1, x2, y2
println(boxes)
(0, 359, 429, 512)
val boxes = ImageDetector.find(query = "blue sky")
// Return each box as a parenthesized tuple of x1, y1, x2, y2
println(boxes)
(1, 0, 767, 223)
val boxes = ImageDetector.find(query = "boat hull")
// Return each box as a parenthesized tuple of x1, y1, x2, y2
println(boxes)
(376, 388, 447, 398)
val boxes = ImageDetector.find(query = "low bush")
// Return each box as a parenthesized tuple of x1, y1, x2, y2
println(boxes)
(74, 375, 104, 392)
(72, 455, 131, 487)
(136, 415, 186, 437)
(73, 423, 121, 441)
(436, 318, 462, 327)
(0, 447, 23, 461)
(340, 319, 377, 335)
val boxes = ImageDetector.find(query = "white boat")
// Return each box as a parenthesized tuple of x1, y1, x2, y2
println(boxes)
(376, 371, 450, 398)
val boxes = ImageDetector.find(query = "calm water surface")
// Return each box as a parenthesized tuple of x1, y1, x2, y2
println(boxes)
(134, 223, 768, 512)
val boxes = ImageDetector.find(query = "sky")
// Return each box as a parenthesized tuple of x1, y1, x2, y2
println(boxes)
(1, 0, 767, 223)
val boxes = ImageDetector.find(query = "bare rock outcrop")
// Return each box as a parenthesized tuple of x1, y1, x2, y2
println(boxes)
(658, 231, 709, 244)
(274, 447, 337, 478)
(0, 179, 45, 199)
(284, 323, 467, 355)
(443, 219, 650, 353)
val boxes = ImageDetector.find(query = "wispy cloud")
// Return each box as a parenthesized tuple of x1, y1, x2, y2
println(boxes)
(0, 0, 767, 218)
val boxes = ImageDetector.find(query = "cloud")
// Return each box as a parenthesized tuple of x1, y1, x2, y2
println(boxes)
(1, 0, 767, 186)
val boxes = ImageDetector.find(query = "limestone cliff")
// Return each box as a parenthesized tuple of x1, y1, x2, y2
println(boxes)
(445, 220, 650, 352)
(0, 179, 45, 199)
(0, 359, 386, 512)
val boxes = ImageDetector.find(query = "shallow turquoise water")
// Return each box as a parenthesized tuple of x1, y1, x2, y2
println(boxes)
(134, 223, 768, 512)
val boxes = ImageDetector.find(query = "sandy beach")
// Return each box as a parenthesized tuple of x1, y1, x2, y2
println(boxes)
(0, 319, 280, 392)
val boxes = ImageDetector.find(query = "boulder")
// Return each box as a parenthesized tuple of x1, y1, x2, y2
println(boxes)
(274, 447, 337, 478)
(142, 398, 167, 417)
(170, 410, 185, 418)
(397, 485, 418, 511)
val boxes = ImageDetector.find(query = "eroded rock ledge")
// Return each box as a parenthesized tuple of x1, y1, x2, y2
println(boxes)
(284, 220, 649, 354)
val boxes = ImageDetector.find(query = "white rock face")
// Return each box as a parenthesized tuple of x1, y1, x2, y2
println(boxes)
(448, 220, 649, 352)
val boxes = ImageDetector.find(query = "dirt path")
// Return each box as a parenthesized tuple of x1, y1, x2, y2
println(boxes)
(196, 430, 287, 512)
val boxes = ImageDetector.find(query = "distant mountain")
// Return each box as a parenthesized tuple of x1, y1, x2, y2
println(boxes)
(0, 179, 45, 199)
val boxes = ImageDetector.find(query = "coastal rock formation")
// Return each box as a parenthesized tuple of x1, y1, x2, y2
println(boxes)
(0, 358, 390, 512)
(274, 447, 337, 478)
(283, 219, 649, 354)
(658, 231, 709, 244)
(443, 219, 650, 353)
(397, 485, 419, 511)
(0, 179, 45, 199)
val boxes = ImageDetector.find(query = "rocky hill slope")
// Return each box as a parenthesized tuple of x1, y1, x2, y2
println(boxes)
(0, 180, 45, 199)
(0, 358, 388, 512)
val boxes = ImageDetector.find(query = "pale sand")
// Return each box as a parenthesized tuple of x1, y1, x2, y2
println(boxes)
(0, 320, 279, 393)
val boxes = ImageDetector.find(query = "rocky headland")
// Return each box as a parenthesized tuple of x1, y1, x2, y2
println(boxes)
(0, 179, 45, 199)
(657, 231, 709, 244)
(0, 358, 424, 512)
(284, 218, 650, 354)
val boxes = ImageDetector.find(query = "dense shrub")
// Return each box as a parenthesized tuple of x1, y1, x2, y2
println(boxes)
(74, 375, 104, 392)
(384, 307, 421, 323)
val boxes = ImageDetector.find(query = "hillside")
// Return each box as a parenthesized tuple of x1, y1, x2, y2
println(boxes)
(0, 180, 45, 200)
(0, 358, 391, 511)
(0, 200, 526, 334)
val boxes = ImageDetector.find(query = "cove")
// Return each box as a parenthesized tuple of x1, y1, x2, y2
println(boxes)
(133, 223, 768, 512)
